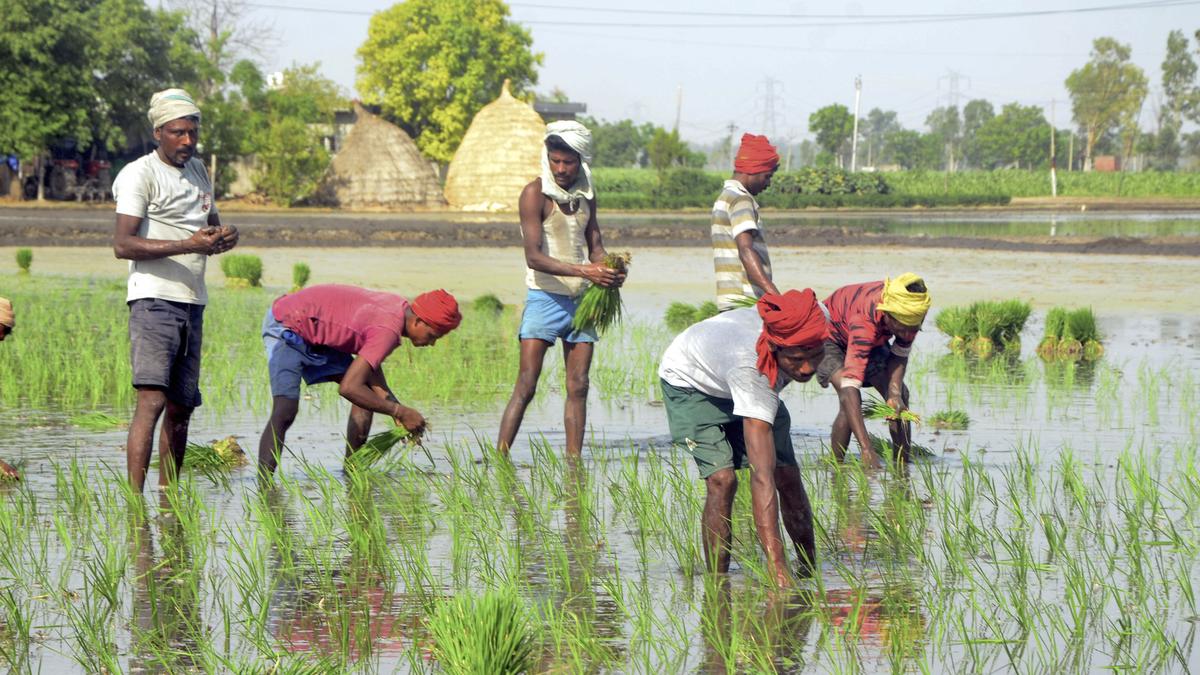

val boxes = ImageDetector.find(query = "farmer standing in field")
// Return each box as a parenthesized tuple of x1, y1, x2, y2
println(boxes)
(496, 121, 626, 457)
(0, 297, 18, 480)
(659, 289, 827, 587)
(112, 88, 239, 493)
(817, 273, 931, 468)
(257, 284, 461, 475)
(713, 133, 781, 312)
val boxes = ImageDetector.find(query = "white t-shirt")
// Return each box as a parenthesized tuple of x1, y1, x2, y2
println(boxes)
(658, 308, 789, 423)
(113, 152, 218, 305)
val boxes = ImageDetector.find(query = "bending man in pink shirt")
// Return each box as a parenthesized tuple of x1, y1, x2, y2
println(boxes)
(257, 284, 462, 475)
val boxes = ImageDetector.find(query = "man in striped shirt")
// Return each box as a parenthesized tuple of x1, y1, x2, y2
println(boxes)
(712, 134, 780, 311)
(815, 274, 931, 467)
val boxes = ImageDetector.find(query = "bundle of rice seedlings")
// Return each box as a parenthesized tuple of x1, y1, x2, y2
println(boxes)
(1066, 307, 1103, 359)
(664, 302, 697, 333)
(69, 411, 126, 431)
(15, 248, 31, 274)
(572, 252, 631, 335)
(427, 587, 535, 675)
(291, 262, 311, 292)
(928, 409, 970, 430)
(934, 305, 974, 354)
(694, 301, 719, 321)
(726, 295, 759, 309)
(861, 394, 922, 424)
(1038, 307, 1068, 359)
(995, 299, 1031, 352)
(472, 293, 505, 315)
(184, 436, 247, 470)
(868, 434, 937, 461)
(220, 254, 263, 288)
(349, 424, 433, 469)
(970, 301, 1002, 357)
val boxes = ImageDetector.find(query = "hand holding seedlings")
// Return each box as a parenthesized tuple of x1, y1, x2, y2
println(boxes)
(580, 261, 625, 288)
(393, 405, 427, 439)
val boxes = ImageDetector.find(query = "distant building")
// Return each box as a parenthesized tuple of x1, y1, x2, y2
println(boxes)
(1093, 155, 1120, 172)
(534, 101, 587, 123)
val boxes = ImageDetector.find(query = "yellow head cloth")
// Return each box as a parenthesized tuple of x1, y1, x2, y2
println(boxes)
(0, 297, 12, 328)
(875, 273, 930, 326)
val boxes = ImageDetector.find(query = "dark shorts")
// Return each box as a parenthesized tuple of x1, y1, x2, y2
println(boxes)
(661, 379, 797, 479)
(262, 307, 354, 400)
(815, 340, 891, 389)
(128, 298, 204, 408)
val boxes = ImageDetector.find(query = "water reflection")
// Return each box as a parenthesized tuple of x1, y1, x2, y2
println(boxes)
(129, 498, 204, 673)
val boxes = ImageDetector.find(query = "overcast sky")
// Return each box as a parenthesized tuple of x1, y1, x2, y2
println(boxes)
(239, 0, 1196, 144)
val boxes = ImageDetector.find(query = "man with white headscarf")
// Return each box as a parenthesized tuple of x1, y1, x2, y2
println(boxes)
(112, 87, 239, 493)
(0, 297, 17, 480)
(497, 120, 627, 458)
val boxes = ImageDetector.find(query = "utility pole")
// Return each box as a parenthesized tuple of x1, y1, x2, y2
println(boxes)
(1068, 131, 1074, 172)
(850, 75, 862, 172)
(673, 85, 683, 132)
(1049, 99, 1058, 197)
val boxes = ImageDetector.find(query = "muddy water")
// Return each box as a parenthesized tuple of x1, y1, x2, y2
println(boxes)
(1, 246, 1199, 672)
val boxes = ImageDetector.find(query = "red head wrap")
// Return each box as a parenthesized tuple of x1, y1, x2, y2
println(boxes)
(755, 289, 828, 386)
(734, 133, 780, 174)
(411, 290, 462, 333)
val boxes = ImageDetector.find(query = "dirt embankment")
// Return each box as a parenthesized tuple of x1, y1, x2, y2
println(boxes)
(1, 205, 1198, 256)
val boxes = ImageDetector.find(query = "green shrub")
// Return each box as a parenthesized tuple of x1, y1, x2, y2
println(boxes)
(472, 293, 505, 315)
(15, 248, 31, 274)
(427, 587, 534, 675)
(291, 262, 311, 291)
(254, 117, 331, 206)
(220, 254, 263, 288)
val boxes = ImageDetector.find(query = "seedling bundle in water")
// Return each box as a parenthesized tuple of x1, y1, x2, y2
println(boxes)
(861, 393, 922, 424)
(663, 299, 719, 333)
(572, 252, 631, 335)
(1038, 306, 1103, 361)
(935, 299, 1031, 357)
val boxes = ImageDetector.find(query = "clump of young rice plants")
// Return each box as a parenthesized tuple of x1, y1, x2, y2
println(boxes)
(928, 409, 970, 430)
(291, 262, 311, 291)
(427, 586, 536, 675)
(861, 393, 922, 424)
(219, 254, 263, 288)
(572, 251, 630, 335)
(68, 411, 125, 431)
(935, 299, 1030, 357)
(868, 433, 937, 460)
(1038, 306, 1103, 361)
(184, 436, 248, 471)
(472, 293, 505, 315)
(14, 248, 31, 274)
(663, 300, 720, 333)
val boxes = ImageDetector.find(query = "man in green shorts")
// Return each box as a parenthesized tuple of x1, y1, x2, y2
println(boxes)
(658, 289, 828, 587)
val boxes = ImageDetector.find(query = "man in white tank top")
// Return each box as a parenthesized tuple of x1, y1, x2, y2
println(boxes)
(497, 121, 626, 457)
(112, 88, 239, 493)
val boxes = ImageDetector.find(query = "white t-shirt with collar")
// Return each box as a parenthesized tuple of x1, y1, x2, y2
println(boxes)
(113, 151, 218, 305)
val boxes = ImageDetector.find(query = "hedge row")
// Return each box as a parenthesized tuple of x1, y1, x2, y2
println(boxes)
(599, 192, 1009, 210)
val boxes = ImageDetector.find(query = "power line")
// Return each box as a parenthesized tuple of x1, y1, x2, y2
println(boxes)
(243, 0, 1198, 27)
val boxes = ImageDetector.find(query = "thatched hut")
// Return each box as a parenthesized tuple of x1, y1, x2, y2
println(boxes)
(318, 102, 444, 208)
(444, 80, 545, 212)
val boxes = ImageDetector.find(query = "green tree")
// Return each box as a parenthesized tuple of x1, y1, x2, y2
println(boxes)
(1065, 37, 1149, 170)
(960, 99, 995, 169)
(645, 128, 690, 171)
(925, 106, 961, 171)
(255, 117, 330, 206)
(581, 116, 653, 167)
(1153, 30, 1198, 169)
(808, 104, 854, 166)
(974, 103, 1049, 169)
(889, 130, 941, 170)
(357, 0, 542, 164)
(863, 108, 900, 167)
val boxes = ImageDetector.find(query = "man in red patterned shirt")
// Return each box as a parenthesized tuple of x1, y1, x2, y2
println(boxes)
(815, 274, 931, 467)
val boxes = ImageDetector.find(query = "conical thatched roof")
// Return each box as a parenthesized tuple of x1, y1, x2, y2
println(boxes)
(444, 80, 545, 212)
(317, 102, 444, 209)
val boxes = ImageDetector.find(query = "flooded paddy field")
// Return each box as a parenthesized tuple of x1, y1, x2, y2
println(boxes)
(0, 242, 1199, 673)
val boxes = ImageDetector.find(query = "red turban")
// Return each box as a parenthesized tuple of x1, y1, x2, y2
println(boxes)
(734, 133, 780, 174)
(412, 290, 462, 333)
(755, 289, 828, 386)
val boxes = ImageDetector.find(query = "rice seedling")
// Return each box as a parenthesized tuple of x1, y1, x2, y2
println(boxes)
(861, 393, 922, 424)
(426, 586, 535, 675)
(929, 409, 970, 430)
(935, 305, 974, 354)
(664, 301, 698, 333)
(68, 411, 126, 431)
(868, 433, 937, 460)
(472, 293, 505, 315)
(1038, 307, 1068, 359)
(291, 261, 311, 291)
(571, 251, 630, 335)
(14, 248, 31, 274)
(184, 436, 248, 471)
(219, 254, 263, 288)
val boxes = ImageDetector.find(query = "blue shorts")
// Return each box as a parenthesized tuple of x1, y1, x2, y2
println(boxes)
(262, 307, 354, 399)
(518, 289, 598, 344)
